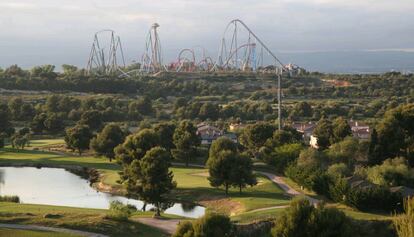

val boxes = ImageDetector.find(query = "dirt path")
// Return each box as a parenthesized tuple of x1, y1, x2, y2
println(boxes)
(258, 171, 320, 205)
(135, 218, 180, 235)
(0, 223, 108, 237)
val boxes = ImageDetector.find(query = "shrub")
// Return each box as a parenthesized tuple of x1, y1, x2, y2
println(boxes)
(173, 221, 194, 237)
(272, 198, 353, 237)
(172, 212, 233, 237)
(106, 201, 136, 221)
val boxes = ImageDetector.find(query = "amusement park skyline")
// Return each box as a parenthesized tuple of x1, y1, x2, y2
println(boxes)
(0, 0, 414, 73)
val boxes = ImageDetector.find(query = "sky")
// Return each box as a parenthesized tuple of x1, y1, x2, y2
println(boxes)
(0, 0, 413, 72)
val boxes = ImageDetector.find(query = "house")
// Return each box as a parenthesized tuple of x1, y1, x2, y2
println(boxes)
(349, 120, 370, 140)
(292, 121, 317, 141)
(197, 123, 237, 145)
(345, 176, 377, 190)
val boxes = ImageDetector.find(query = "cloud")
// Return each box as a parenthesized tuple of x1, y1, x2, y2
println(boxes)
(0, 0, 413, 68)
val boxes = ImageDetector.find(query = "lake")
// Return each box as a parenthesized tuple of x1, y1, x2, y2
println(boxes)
(0, 167, 205, 218)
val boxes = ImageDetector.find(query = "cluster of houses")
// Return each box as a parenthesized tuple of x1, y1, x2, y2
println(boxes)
(291, 120, 371, 149)
(198, 120, 371, 148)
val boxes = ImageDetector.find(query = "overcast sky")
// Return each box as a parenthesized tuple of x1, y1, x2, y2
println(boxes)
(0, 0, 413, 69)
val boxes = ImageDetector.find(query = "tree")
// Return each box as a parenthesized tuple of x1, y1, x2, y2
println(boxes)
(79, 110, 103, 131)
(31, 113, 47, 133)
(372, 104, 414, 166)
(90, 124, 126, 162)
(154, 123, 176, 151)
(313, 118, 333, 150)
(393, 197, 414, 237)
(115, 128, 160, 165)
(199, 102, 220, 120)
(264, 143, 303, 172)
(125, 147, 176, 216)
(368, 128, 382, 166)
(8, 98, 24, 120)
(230, 153, 257, 193)
(65, 125, 93, 155)
(45, 95, 60, 113)
(172, 121, 200, 166)
(241, 123, 277, 156)
(43, 113, 64, 133)
(0, 104, 13, 135)
(207, 150, 235, 195)
(272, 198, 353, 237)
(331, 117, 352, 143)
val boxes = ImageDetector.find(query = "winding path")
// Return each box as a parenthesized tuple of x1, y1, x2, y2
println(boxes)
(0, 223, 108, 237)
(134, 218, 180, 235)
(259, 171, 320, 205)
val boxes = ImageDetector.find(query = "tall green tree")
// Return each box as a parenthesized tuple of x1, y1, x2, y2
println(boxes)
(115, 128, 160, 165)
(172, 121, 200, 166)
(65, 125, 93, 155)
(154, 123, 176, 151)
(79, 110, 103, 131)
(207, 150, 236, 195)
(90, 124, 126, 162)
(126, 147, 176, 216)
(241, 123, 277, 156)
(313, 118, 333, 150)
(331, 117, 352, 143)
(230, 153, 257, 193)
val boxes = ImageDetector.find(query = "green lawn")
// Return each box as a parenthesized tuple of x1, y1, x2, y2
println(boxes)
(231, 208, 285, 223)
(28, 139, 65, 148)
(171, 167, 290, 214)
(0, 142, 291, 216)
(0, 202, 167, 237)
(0, 228, 80, 237)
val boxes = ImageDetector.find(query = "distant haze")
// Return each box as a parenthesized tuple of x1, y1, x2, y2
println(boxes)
(0, 0, 413, 73)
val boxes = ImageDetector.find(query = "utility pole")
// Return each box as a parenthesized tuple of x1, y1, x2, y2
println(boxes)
(277, 71, 282, 130)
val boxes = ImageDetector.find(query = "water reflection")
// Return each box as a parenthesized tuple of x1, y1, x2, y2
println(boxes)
(0, 167, 205, 218)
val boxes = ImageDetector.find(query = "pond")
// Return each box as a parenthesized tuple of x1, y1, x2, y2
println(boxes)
(0, 167, 205, 218)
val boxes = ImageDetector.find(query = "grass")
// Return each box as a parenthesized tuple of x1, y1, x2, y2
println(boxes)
(171, 167, 291, 214)
(231, 208, 285, 223)
(0, 228, 80, 237)
(0, 202, 167, 237)
(0, 142, 292, 216)
(28, 139, 65, 148)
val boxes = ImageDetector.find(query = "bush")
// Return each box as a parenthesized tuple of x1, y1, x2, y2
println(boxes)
(0, 195, 20, 203)
(172, 212, 233, 237)
(173, 221, 194, 237)
(264, 143, 303, 172)
(272, 198, 353, 237)
(106, 201, 136, 221)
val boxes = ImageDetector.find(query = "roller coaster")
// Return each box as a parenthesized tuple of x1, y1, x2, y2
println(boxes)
(86, 19, 302, 129)
(86, 30, 126, 75)
(86, 19, 298, 76)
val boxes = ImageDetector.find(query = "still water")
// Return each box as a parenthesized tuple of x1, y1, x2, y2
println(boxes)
(0, 167, 205, 218)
